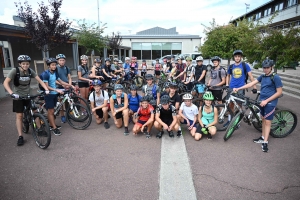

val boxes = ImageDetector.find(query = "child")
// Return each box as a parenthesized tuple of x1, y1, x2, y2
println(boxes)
(154, 59, 161, 80)
(128, 85, 142, 122)
(140, 59, 147, 78)
(78, 55, 93, 101)
(168, 61, 178, 82)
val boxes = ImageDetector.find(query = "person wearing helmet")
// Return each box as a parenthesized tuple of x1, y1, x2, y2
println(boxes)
(154, 95, 179, 138)
(193, 56, 207, 101)
(154, 58, 162, 80)
(168, 60, 178, 81)
(168, 82, 182, 135)
(110, 84, 130, 135)
(175, 56, 195, 91)
(88, 79, 110, 129)
(207, 56, 226, 105)
(166, 56, 172, 72)
(175, 56, 186, 80)
(93, 58, 102, 66)
(160, 82, 170, 96)
(194, 91, 218, 140)
(123, 57, 131, 80)
(102, 58, 116, 89)
(130, 56, 138, 76)
(233, 59, 283, 153)
(178, 93, 198, 136)
(78, 55, 93, 101)
(132, 96, 155, 138)
(90, 58, 104, 80)
(128, 85, 142, 122)
(111, 58, 123, 77)
(117, 60, 124, 77)
(140, 59, 148, 78)
(142, 74, 161, 106)
(162, 58, 168, 74)
(3, 55, 49, 146)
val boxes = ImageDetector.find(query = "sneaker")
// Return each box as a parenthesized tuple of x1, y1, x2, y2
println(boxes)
(145, 132, 151, 139)
(17, 136, 24, 146)
(124, 127, 129, 136)
(104, 122, 110, 129)
(61, 116, 66, 123)
(50, 125, 61, 130)
(53, 128, 62, 136)
(207, 133, 212, 140)
(253, 136, 264, 143)
(156, 131, 164, 139)
(262, 143, 268, 152)
(168, 131, 174, 138)
(223, 120, 230, 127)
(177, 130, 182, 137)
(37, 129, 48, 137)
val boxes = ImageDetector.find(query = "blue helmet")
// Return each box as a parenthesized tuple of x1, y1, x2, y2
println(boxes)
(93, 79, 103, 86)
(114, 84, 124, 91)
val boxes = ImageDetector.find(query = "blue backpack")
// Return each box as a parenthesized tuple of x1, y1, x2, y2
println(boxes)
(144, 84, 157, 99)
(38, 69, 59, 90)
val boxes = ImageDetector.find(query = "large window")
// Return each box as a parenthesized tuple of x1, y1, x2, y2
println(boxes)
(255, 12, 261, 20)
(287, 0, 297, 7)
(162, 43, 171, 56)
(172, 43, 182, 55)
(264, 8, 271, 16)
(132, 43, 141, 59)
(142, 43, 151, 59)
(152, 43, 161, 60)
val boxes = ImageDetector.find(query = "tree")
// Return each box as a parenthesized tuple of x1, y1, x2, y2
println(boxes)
(74, 19, 107, 55)
(15, 0, 73, 58)
(107, 32, 122, 59)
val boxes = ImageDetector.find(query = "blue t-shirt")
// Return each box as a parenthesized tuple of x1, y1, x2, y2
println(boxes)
(228, 63, 251, 88)
(43, 71, 60, 94)
(57, 65, 70, 83)
(257, 74, 283, 106)
(128, 94, 141, 112)
(123, 63, 130, 73)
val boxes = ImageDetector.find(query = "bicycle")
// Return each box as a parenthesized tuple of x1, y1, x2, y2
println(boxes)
(223, 92, 297, 141)
(20, 94, 51, 149)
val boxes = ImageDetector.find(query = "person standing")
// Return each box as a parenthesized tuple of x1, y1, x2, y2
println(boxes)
(78, 55, 93, 101)
(193, 56, 207, 101)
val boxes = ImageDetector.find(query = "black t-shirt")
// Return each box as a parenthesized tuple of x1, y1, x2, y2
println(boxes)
(167, 62, 172, 71)
(194, 65, 207, 84)
(156, 104, 177, 120)
(103, 65, 112, 76)
(95, 66, 103, 76)
(169, 93, 181, 108)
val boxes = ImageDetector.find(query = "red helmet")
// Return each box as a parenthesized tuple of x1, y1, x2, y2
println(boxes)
(131, 56, 136, 60)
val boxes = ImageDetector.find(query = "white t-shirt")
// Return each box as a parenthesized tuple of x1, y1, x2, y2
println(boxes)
(180, 102, 198, 121)
(88, 90, 109, 107)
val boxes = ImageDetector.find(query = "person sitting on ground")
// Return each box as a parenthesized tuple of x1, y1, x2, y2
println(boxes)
(132, 96, 155, 138)
(128, 85, 142, 123)
(110, 84, 130, 135)
(154, 95, 179, 138)
(168, 82, 182, 136)
(194, 91, 218, 141)
(89, 79, 110, 129)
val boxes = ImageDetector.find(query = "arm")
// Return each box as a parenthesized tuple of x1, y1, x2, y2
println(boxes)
(78, 70, 91, 83)
(110, 97, 115, 114)
(198, 107, 204, 127)
(117, 93, 128, 112)
(262, 87, 283, 106)
(198, 70, 207, 82)
(248, 71, 257, 89)
(57, 79, 74, 89)
(155, 112, 166, 127)
(179, 108, 188, 121)
(226, 74, 231, 86)
(175, 70, 185, 78)
(102, 68, 112, 78)
(175, 102, 180, 111)
(143, 113, 154, 126)
(215, 76, 226, 87)
(169, 115, 178, 129)
(3, 77, 13, 95)
(156, 92, 160, 106)
(236, 80, 259, 91)
(68, 73, 72, 85)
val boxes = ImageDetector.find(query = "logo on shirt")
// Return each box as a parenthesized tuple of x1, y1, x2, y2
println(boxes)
(233, 68, 242, 79)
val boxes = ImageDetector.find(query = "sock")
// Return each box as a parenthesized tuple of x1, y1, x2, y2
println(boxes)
(261, 136, 264, 139)
(228, 115, 231, 121)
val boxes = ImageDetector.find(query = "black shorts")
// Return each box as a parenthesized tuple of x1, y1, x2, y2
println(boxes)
(210, 90, 223, 101)
(161, 118, 173, 126)
(116, 111, 123, 119)
(96, 108, 104, 118)
(155, 70, 161, 76)
(13, 99, 30, 113)
(44, 94, 58, 109)
(78, 82, 89, 88)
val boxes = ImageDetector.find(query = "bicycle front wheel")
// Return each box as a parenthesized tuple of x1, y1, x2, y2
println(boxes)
(215, 104, 234, 131)
(71, 95, 90, 111)
(270, 109, 297, 138)
(31, 113, 51, 149)
(224, 112, 243, 141)
(66, 104, 92, 130)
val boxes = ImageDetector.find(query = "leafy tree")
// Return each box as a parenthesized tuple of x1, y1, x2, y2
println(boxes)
(107, 32, 122, 59)
(15, 0, 73, 58)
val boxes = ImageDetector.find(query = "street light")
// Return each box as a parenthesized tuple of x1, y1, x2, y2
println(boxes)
(245, 3, 250, 14)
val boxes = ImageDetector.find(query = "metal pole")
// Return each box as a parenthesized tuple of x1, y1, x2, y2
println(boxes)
(97, 0, 100, 27)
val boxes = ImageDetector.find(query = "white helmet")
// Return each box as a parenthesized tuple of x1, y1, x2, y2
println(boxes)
(125, 57, 130, 61)
(182, 93, 193, 100)
(196, 56, 203, 61)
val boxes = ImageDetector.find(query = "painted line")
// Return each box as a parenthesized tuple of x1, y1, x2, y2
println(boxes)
(159, 134, 197, 200)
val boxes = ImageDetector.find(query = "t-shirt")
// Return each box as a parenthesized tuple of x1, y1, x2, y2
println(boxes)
(194, 65, 207, 84)
(123, 63, 130, 73)
(77, 65, 89, 82)
(57, 65, 70, 83)
(228, 62, 251, 88)
(43, 71, 60, 94)
(210, 67, 226, 90)
(89, 90, 109, 107)
(137, 105, 154, 122)
(103, 65, 112, 77)
(156, 104, 177, 119)
(142, 84, 160, 99)
(167, 62, 172, 72)
(7, 67, 37, 96)
(257, 74, 283, 106)
(141, 64, 147, 72)
(184, 65, 195, 82)
(169, 93, 181, 108)
(180, 102, 198, 121)
(128, 94, 142, 112)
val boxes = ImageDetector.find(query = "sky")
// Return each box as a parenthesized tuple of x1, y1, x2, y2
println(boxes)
(0, 0, 268, 38)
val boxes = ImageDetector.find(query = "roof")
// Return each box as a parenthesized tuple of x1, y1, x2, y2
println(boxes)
(137, 27, 178, 35)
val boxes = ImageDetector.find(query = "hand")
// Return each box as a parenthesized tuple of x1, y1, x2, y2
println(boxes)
(57, 89, 64, 94)
(260, 100, 268, 107)
(92, 108, 97, 113)
(186, 119, 190, 127)
(10, 93, 19, 99)
(163, 124, 169, 130)
(99, 76, 104, 80)
(45, 90, 50, 95)
(188, 125, 193, 130)
(89, 80, 93, 84)
(167, 126, 172, 132)
(181, 80, 185, 82)
(112, 111, 116, 117)
(233, 88, 239, 93)
(141, 125, 146, 132)
(71, 85, 76, 90)
(115, 109, 119, 113)
(252, 89, 257, 94)
(211, 86, 216, 89)
(109, 76, 112, 78)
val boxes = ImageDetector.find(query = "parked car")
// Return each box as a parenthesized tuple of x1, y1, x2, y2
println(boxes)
(151, 55, 172, 66)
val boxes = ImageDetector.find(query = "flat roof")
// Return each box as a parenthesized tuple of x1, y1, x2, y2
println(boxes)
(122, 35, 201, 39)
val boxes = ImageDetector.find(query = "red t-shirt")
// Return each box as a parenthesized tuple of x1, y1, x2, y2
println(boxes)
(138, 104, 154, 121)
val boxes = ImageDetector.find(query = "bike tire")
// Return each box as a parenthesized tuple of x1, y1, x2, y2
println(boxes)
(32, 113, 51, 149)
(122, 81, 131, 94)
(252, 113, 262, 132)
(22, 111, 30, 133)
(106, 87, 114, 97)
(224, 112, 243, 141)
(66, 104, 92, 130)
(215, 104, 234, 131)
(270, 109, 297, 138)
(71, 94, 90, 111)
(133, 76, 145, 89)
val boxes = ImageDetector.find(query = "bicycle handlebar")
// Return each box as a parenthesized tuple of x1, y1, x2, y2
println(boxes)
(19, 94, 45, 100)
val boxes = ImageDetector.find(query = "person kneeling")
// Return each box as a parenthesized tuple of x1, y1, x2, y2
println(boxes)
(132, 96, 155, 138)
(154, 95, 179, 138)
(194, 92, 218, 141)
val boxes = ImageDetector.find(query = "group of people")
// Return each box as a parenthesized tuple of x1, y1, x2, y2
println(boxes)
(4, 49, 283, 153)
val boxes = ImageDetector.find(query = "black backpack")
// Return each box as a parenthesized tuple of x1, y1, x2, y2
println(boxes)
(14, 67, 32, 86)
(228, 62, 248, 84)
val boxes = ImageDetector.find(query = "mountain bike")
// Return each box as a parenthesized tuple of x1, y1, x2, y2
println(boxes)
(20, 94, 51, 149)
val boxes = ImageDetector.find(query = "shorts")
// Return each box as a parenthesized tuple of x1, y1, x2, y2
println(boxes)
(226, 88, 245, 103)
(260, 104, 276, 120)
(194, 84, 206, 94)
(44, 94, 58, 109)
(210, 90, 223, 101)
(181, 119, 197, 128)
(96, 108, 104, 118)
(136, 120, 147, 127)
(155, 70, 161, 76)
(161, 118, 173, 126)
(13, 99, 30, 113)
(195, 124, 216, 135)
(115, 111, 123, 119)
(78, 82, 89, 88)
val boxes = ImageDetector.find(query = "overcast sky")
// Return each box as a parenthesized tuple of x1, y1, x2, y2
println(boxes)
(0, 0, 268, 37)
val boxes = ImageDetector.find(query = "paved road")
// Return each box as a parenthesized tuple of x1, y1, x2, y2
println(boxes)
(0, 90, 299, 200)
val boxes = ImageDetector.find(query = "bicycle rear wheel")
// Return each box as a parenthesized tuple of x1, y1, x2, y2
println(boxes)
(215, 104, 234, 131)
(71, 93, 90, 111)
(31, 113, 51, 149)
(224, 112, 243, 141)
(66, 104, 92, 130)
(270, 109, 297, 138)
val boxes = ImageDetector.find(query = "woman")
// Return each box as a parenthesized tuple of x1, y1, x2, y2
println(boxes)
(90, 58, 104, 80)
(128, 85, 142, 122)
(78, 55, 93, 101)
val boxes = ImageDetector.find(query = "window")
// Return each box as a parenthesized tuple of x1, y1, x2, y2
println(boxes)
(171, 43, 182, 55)
(152, 43, 161, 60)
(264, 7, 271, 16)
(141, 43, 151, 60)
(162, 43, 171, 57)
(274, 4, 279, 11)
(279, 2, 283, 10)
(287, 0, 297, 7)
(256, 12, 261, 20)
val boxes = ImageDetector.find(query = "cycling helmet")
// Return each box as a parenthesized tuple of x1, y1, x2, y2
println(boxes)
(160, 95, 170, 105)
(211, 56, 221, 62)
(46, 57, 58, 65)
(182, 93, 193, 100)
(233, 50, 243, 56)
(125, 57, 130, 61)
(130, 85, 137, 91)
(262, 59, 274, 68)
(56, 54, 66, 60)
(167, 56, 171, 60)
(196, 56, 203, 61)
(150, 99, 156, 106)
(171, 55, 175, 58)
(169, 82, 178, 88)
(164, 82, 170, 88)
(177, 56, 185, 60)
(105, 58, 111, 62)
(17, 55, 31, 63)
(142, 59, 146, 62)
(145, 74, 154, 80)
(80, 55, 88, 60)
(156, 58, 159, 61)
(141, 96, 150, 102)
(114, 84, 123, 91)
(118, 60, 123, 64)
(93, 79, 103, 86)
(113, 58, 118, 62)
(203, 91, 214, 100)
(131, 57, 136, 60)
(94, 58, 101, 63)
(185, 57, 192, 61)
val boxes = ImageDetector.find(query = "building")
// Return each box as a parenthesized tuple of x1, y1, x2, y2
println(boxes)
(230, 0, 300, 28)
(121, 27, 201, 60)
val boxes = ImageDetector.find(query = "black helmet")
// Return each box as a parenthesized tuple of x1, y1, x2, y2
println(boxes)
(233, 50, 243, 56)
(105, 58, 111, 62)
(211, 56, 221, 62)
(94, 58, 101, 63)
(167, 56, 171, 60)
(141, 96, 150, 102)
(164, 82, 170, 88)
(113, 58, 118, 62)
(142, 59, 146, 62)
(156, 58, 159, 61)
(130, 85, 137, 91)
(46, 58, 58, 65)
(17, 55, 31, 63)
(160, 95, 170, 105)
(177, 56, 185, 60)
(262, 59, 274, 68)
(145, 74, 154, 80)
(169, 82, 178, 88)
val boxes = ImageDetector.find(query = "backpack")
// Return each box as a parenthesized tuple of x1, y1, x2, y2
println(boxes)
(262, 72, 277, 86)
(57, 65, 70, 75)
(144, 84, 157, 99)
(228, 62, 248, 84)
(14, 67, 32, 86)
(38, 70, 59, 90)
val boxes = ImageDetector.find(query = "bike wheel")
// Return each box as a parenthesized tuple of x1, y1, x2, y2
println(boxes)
(106, 86, 114, 97)
(71, 93, 90, 111)
(224, 112, 243, 141)
(31, 113, 51, 149)
(66, 104, 92, 130)
(270, 110, 297, 138)
(252, 113, 262, 132)
(133, 76, 145, 89)
(122, 81, 131, 93)
(215, 104, 234, 131)
(22, 111, 30, 133)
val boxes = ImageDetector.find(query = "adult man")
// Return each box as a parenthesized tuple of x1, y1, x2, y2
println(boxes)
(192, 56, 207, 100)
(175, 56, 186, 81)
(175, 57, 195, 91)
(142, 74, 161, 106)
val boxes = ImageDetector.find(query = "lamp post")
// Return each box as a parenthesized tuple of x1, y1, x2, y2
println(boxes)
(245, 3, 250, 14)
(97, 0, 100, 27)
